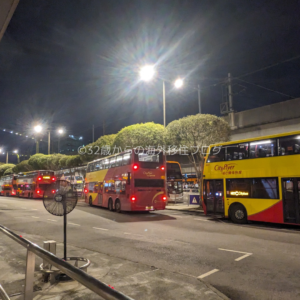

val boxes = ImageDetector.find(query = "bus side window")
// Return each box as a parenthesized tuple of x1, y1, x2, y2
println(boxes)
(94, 184, 99, 193)
(121, 181, 126, 193)
(115, 180, 121, 193)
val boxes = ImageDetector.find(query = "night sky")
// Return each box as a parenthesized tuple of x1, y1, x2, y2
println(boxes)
(0, 0, 300, 159)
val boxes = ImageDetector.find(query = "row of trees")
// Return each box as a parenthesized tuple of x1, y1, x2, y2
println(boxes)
(3, 114, 230, 193)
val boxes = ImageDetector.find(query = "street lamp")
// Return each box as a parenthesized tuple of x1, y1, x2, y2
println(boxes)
(174, 78, 184, 89)
(140, 66, 184, 127)
(34, 125, 42, 133)
(57, 128, 64, 153)
(139, 65, 155, 82)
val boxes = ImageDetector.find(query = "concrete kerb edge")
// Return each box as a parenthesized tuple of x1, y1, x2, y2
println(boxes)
(198, 278, 231, 300)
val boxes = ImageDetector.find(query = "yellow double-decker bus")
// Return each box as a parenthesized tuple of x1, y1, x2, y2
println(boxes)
(203, 130, 300, 225)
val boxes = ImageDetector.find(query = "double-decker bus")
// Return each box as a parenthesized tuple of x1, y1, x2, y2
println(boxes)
(203, 131, 300, 225)
(16, 170, 56, 199)
(0, 174, 17, 196)
(166, 161, 183, 202)
(85, 149, 167, 212)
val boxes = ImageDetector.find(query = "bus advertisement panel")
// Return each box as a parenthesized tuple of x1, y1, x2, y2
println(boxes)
(166, 161, 183, 202)
(202, 131, 300, 225)
(16, 170, 56, 199)
(85, 149, 167, 212)
(0, 174, 17, 196)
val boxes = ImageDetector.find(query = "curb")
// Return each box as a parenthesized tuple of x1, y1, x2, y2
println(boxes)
(198, 278, 231, 300)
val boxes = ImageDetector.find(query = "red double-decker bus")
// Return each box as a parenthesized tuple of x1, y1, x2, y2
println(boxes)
(85, 149, 167, 212)
(16, 170, 56, 199)
(0, 174, 17, 196)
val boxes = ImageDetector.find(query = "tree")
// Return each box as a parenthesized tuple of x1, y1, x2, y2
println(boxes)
(3, 168, 13, 175)
(28, 154, 46, 170)
(0, 164, 16, 177)
(113, 122, 165, 150)
(165, 114, 230, 194)
(66, 155, 81, 168)
(12, 160, 33, 173)
(80, 134, 117, 162)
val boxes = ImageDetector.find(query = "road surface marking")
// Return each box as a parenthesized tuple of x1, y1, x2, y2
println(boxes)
(198, 269, 219, 279)
(174, 240, 190, 245)
(31, 209, 38, 211)
(218, 248, 253, 261)
(47, 219, 57, 222)
(21, 207, 27, 209)
(31, 216, 39, 219)
(124, 232, 131, 235)
(194, 218, 208, 221)
(69, 223, 80, 226)
(93, 227, 108, 231)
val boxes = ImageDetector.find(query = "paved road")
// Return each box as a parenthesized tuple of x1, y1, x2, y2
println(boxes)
(1, 196, 300, 300)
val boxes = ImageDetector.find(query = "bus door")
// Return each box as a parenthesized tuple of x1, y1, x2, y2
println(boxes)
(282, 178, 300, 224)
(98, 182, 103, 206)
(203, 180, 224, 215)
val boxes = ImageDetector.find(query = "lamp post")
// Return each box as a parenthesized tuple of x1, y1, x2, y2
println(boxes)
(57, 128, 64, 153)
(139, 66, 184, 127)
(34, 125, 42, 154)
(13, 150, 19, 163)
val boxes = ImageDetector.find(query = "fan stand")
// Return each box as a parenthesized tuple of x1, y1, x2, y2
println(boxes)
(63, 198, 67, 261)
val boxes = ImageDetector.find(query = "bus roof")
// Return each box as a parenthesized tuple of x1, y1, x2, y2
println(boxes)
(209, 130, 300, 148)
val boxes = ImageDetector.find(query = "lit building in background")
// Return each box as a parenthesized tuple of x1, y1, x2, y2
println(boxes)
(59, 135, 84, 155)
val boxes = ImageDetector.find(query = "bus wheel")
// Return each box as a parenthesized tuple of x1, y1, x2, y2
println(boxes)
(89, 196, 93, 206)
(28, 193, 30, 199)
(115, 199, 121, 213)
(108, 199, 113, 211)
(230, 204, 247, 224)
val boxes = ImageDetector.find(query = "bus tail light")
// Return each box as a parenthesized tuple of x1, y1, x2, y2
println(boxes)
(51, 177, 56, 181)
(36, 189, 41, 194)
(162, 195, 167, 201)
(51, 190, 56, 194)
(133, 164, 139, 171)
(160, 166, 165, 171)
(84, 188, 88, 193)
(130, 196, 136, 202)
(37, 177, 42, 181)
(11, 191, 16, 195)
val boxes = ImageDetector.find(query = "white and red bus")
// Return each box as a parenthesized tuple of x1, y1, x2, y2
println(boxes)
(16, 170, 56, 199)
(0, 174, 17, 196)
(85, 149, 167, 212)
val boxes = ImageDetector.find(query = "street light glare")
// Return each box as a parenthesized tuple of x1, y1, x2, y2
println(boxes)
(58, 128, 64, 134)
(13, 150, 18, 153)
(140, 65, 155, 82)
(174, 78, 184, 89)
(34, 125, 42, 133)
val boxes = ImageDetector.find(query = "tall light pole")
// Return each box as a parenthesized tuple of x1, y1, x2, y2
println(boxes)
(197, 84, 201, 114)
(13, 150, 19, 163)
(34, 125, 42, 154)
(139, 66, 183, 128)
(57, 128, 64, 153)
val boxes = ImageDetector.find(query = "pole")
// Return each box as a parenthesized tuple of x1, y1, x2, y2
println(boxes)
(36, 140, 39, 154)
(228, 73, 235, 128)
(92, 125, 94, 143)
(6, 152, 8, 164)
(58, 136, 60, 153)
(103, 120, 105, 136)
(163, 80, 166, 127)
(63, 199, 67, 260)
(197, 84, 201, 114)
(48, 130, 51, 155)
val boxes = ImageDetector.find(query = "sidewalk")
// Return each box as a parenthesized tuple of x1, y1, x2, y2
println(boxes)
(0, 231, 229, 300)
(166, 204, 204, 213)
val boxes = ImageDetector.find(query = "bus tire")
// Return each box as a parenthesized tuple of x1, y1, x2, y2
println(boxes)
(115, 199, 121, 213)
(229, 203, 247, 224)
(108, 199, 113, 211)
(89, 196, 93, 206)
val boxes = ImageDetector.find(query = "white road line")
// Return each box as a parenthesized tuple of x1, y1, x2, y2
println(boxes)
(235, 254, 252, 261)
(218, 248, 253, 261)
(197, 269, 219, 279)
(194, 218, 208, 221)
(93, 227, 108, 231)
(124, 232, 131, 235)
(47, 219, 57, 222)
(31, 216, 39, 219)
(69, 223, 80, 226)
(31, 209, 38, 211)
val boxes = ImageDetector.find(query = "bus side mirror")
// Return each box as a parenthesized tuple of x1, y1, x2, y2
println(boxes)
(127, 172, 131, 185)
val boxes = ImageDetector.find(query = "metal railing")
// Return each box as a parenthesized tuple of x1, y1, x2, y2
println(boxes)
(0, 284, 10, 300)
(0, 224, 133, 300)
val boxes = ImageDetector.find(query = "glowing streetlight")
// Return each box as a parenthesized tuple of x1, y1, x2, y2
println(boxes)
(13, 150, 18, 153)
(34, 125, 42, 133)
(58, 128, 64, 134)
(174, 78, 183, 89)
(139, 65, 155, 82)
